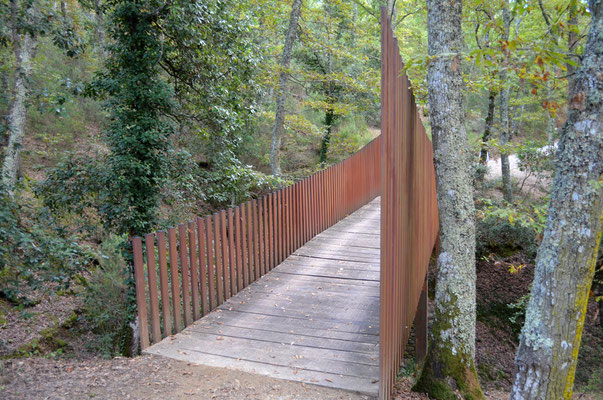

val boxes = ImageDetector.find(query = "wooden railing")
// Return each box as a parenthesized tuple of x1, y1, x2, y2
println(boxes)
(132, 137, 381, 349)
(379, 9, 439, 400)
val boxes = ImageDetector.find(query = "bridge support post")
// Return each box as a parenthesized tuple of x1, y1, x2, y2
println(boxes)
(415, 278, 428, 363)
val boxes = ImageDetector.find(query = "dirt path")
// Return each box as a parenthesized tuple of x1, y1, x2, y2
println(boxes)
(1, 354, 375, 400)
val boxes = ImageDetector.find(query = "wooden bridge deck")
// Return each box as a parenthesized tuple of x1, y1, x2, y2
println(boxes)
(144, 198, 381, 395)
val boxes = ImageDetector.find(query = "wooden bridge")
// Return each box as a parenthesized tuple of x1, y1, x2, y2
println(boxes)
(132, 11, 438, 400)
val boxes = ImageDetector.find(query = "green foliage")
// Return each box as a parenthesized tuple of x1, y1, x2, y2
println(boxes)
(89, 0, 175, 237)
(516, 140, 556, 176)
(475, 198, 547, 260)
(507, 293, 530, 335)
(35, 153, 111, 241)
(0, 191, 92, 304)
(201, 151, 284, 209)
(81, 235, 134, 357)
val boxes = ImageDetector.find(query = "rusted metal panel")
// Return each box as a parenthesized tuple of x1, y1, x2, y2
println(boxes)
(379, 8, 439, 399)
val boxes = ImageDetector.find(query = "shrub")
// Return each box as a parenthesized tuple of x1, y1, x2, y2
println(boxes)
(0, 190, 92, 304)
(81, 235, 135, 357)
(475, 198, 546, 261)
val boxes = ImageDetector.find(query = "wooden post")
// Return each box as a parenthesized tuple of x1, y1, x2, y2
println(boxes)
(415, 277, 428, 363)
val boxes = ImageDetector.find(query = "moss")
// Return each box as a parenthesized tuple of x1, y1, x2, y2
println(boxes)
(414, 299, 485, 400)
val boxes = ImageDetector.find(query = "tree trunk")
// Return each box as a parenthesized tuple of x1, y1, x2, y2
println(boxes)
(480, 89, 496, 164)
(319, 103, 335, 165)
(512, 2, 602, 398)
(567, 0, 579, 95)
(269, 0, 303, 176)
(2, 30, 35, 195)
(94, 0, 106, 59)
(413, 0, 484, 398)
(499, 0, 513, 203)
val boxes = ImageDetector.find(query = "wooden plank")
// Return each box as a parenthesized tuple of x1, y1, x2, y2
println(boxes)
(196, 218, 209, 316)
(133, 237, 150, 350)
(152, 331, 378, 376)
(178, 224, 192, 327)
(188, 221, 200, 321)
(144, 233, 161, 344)
(189, 324, 378, 354)
(156, 231, 172, 336)
(144, 344, 379, 394)
(196, 311, 378, 344)
(205, 216, 216, 311)
(168, 227, 182, 333)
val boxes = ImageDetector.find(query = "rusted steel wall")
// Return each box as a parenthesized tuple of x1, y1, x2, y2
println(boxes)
(379, 9, 439, 400)
(132, 137, 381, 349)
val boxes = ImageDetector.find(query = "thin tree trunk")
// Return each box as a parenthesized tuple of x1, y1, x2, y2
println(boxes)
(2, 2, 36, 195)
(269, 0, 303, 176)
(512, 1, 602, 398)
(546, 79, 555, 146)
(94, 0, 106, 59)
(319, 102, 334, 165)
(499, 0, 513, 203)
(413, 0, 484, 398)
(567, 0, 579, 95)
(480, 89, 496, 164)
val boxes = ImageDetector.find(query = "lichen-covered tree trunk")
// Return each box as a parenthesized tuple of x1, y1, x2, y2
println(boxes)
(512, 1, 603, 398)
(2, 31, 35, 195)
(499, 0, 513, 203)
(269, 0, 303, 176)
(413, 0, 484, 399)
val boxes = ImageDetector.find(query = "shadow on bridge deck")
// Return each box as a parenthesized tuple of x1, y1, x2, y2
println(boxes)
(144, 198, 381, 395)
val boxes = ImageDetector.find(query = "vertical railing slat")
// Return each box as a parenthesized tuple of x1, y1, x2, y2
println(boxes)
(188, 221, 200, 321)
(168, 227, 182, 333)
(228, 208, 237, 296)
(157, 231, 171, 336)
(178, 224, 192, 327)
(206, 216, 216, 311)
(241, 203, 250, 287)
(196, 218, 209, 316)
(144, 234, 161, 344)
(234, 207, 244, 291)
(214, 213, 224, 305)
(220, 210, 230, 300)
(246, 201, 255, 283)
(133, 237, 150, 350)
